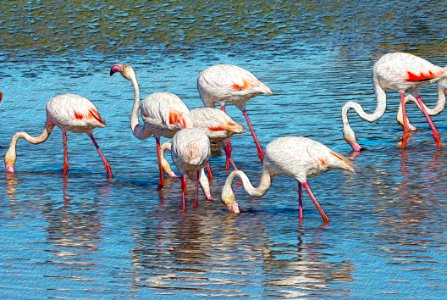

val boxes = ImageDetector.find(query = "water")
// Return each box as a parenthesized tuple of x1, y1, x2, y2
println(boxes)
(1, 1, 447, 298)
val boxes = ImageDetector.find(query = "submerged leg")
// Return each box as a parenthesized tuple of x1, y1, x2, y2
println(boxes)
(62, 131, 69, 176)
(220, 105, 237, 170)
(400, 92, 410, 149)
(87, 132, 113, 178)
(415, 96, 442, 149)
(155, 136, 164, 189)
(242, 109, 264, 163)
(298, 182, 303, 220)
(181, 175, 187, 212)
(302, 182, 330, 223)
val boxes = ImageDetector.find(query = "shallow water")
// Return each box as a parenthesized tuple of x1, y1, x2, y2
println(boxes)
(1, 1, 447, 299)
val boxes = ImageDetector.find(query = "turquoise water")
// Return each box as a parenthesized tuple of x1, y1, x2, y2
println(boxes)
(1, 1, 447, 298)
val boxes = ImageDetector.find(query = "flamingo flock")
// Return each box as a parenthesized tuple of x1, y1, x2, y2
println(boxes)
(4, 52, 447, 223)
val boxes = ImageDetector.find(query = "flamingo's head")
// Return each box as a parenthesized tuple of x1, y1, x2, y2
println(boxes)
(342, 125, 362, 152)
(110, 64, 136, 81)
(4, 148, 16, 173)
(221, 184, 240, 214)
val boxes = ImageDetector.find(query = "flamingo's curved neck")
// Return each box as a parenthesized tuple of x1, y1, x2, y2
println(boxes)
(130, 75, 152, 140)
(226, 169, 272, 198)
(341, 78, 387, 150)
(4, 122, 55, 170)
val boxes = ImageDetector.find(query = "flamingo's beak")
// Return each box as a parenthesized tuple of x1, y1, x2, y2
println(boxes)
(110, 64, 123, 76)
(227, 203, 240, 214)
(0, 91, 3, 103)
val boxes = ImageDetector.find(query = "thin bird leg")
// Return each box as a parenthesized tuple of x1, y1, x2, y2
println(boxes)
(302, 182, 330, 223)
(155, 136, 165, 189)
(194, 170, 199, 208)
(181, 175, 187, 212)
(62, 131, 69, 176)
(415, 95, 442, 149)
(87, 132, 113, 178)
(298, 182, 303, 220)
(400, 92, 410, 149)
(206, 162, 214, 180)
(220, 104, 236, 170)
(242, 109, 264, 163)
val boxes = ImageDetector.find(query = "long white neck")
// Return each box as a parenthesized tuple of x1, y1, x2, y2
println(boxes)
(129, 75, 152, 140)
(225, 169, 272, 198)
(4, 122, 55, 171)
(342, 78, 387, 148)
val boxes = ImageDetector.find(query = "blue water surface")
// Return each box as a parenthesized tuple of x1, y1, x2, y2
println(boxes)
(1, 1, 447, 299)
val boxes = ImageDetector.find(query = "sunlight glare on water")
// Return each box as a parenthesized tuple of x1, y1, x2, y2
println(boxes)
(1, 1, 447, 299)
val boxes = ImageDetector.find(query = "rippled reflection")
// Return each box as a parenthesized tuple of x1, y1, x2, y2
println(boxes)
(1, 0, 447, 299)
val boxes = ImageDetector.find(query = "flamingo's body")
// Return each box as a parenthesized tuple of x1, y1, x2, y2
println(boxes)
(197, 64, 272, 165)
(170, 128, 212, 211)
(191, 107, 244, 171)
(221, 136, 355, 222)
(342, 52, 447, 151)
(110, 64, 192, 188)
(4, 94, 112, 177)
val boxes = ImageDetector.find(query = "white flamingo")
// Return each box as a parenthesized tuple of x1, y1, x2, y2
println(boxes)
(221, 136, 355, 222)
(169, 128, 212, 211)
(342, 52, 447, 151)
(197, 64, 272, 165)
(191, 107, 244, 174)
(4, 94, 112, 177)
(110, 63, 192, 188)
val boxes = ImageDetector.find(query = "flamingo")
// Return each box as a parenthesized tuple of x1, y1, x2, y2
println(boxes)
(169, 128, 213, 211)
(4, 94, 112, 177)
(191, 107, 244, 174)
(342, 52, 447, 151)
(0, 91, 3, 102)
(110, 63, 192, 188)
(221, 136, 355, 222)
(396, 78, 447, 131)
(197, 64, 272, 166)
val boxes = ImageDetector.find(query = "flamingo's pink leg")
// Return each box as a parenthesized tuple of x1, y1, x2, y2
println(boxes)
(242, 109, 264, 163)
(206, 163, 214, 180)
(181, 175, 187, 212)
(62, 131, 69, 175)
(155, 136, 164, 189)
(415, 95, 442, 149)
(194, 170, 199, 208)
(219, 104, 237, 170)
(400, 92, 410, 149)
(87, 132, 112, 178)
(302, 182, 330, 223)
(298, 182, 303, 220)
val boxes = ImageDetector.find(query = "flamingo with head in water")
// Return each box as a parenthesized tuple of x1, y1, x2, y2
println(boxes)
(342, 52, 447, 151)
(168, 128, 213, 211)
(197, 64, 272, 167)
(221, 136, 355, 222)
(4, 94, 112, 177)
(110, 63, 192, 189)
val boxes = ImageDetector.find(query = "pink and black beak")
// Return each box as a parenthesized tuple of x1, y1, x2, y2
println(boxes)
(110, 64, 123, 76)
(0, 91, 3, 103)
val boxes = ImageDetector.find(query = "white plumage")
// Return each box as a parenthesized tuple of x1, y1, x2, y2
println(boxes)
(170, 128, 212, 211)
(4, 94, 112, 177)
(222, 136, 355, 222)
(110, 63, 192, 187)
(342, 52, 447, 151)
(197, 64, 272, 164)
